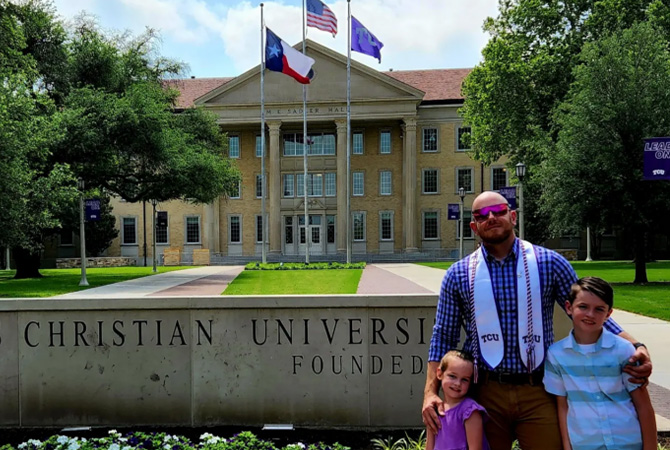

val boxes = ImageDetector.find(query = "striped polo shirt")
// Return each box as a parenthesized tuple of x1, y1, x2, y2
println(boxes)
(544, 329, 641, 450)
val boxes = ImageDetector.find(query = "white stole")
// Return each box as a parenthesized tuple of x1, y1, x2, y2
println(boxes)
(471, 240, 544, 371)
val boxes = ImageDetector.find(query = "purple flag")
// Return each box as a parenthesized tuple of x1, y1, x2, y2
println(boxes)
(643, 137, 670, 180)
(351, 16, 383, 63)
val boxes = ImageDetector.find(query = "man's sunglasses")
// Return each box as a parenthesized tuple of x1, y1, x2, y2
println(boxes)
(472, 203, 510, 223)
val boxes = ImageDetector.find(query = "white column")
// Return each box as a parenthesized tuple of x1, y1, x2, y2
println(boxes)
(335, 119, 347, 254)
(268, 121, 282, 254)
(402, 117, 418, 252)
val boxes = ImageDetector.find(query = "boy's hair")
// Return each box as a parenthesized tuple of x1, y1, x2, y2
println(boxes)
(438, 349, 474, 372)
(569, 276, 614, 309)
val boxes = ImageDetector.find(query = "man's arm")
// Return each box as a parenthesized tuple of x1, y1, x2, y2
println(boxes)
(618, 331, 652, 382)
(422, 361, 442, 434)
(556, 396, 571, 450)
(630, 386, 657, 450)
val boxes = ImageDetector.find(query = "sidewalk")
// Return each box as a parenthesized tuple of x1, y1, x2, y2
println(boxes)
(59, 262, 670, 431)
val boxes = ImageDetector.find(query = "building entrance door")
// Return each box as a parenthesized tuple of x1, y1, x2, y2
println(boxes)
(298, 214, 322, 256)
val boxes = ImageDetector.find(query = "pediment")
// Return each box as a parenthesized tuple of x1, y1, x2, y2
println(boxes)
(195, 39, 424, 108)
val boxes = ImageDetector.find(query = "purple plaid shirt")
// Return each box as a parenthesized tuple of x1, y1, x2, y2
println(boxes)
(428, 239, 623, 373)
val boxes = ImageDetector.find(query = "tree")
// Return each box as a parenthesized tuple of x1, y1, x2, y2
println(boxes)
(459, 0, 666, 243)
(541, 22, 670, 282)
(1, 4, 240, 278)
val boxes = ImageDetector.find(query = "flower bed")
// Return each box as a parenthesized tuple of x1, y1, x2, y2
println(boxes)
(245, 262, 366, 270)
(0, 431, 350, 450)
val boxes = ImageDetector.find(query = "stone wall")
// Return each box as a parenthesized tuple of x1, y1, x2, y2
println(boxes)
(56, 257, 136, 269)
(0, 295, 573, 429)
(554, 249, 578, 261)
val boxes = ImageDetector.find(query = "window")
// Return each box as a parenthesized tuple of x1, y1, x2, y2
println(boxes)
(491, 167, 508, 191)
(422, 169, 439, 194)
(256, 174, 264, 198)
(229, 135, 240, 158)
(230, 180, 240, 199)
(255, 135, 266, 158)
(185, 216, 200, 244)
(229, 216, 241, 243)
(352, 132, 363, 155)
(422, 128, 438, 152)
(457, 210, 473, 239)
(353, 171, 364, 196)
(380, 211, 393, 241)
(327, 215, 335, 243)
(308, 173, 323, 197)
(380, 130, 391, 154)
(285, 216, 294, 244)
(457, 168, 474, 193)
(283, 174, 294, 197)
(379, 171, 392, 196)
(457, 126, 471, 151)
(122, 217, 137, 245)
(256, 215, 264, 243)
(297, 174, 305, 197)
(155, 212, 168, 244)
(353, 212, 366, 241)
(325, 173, 336, 197)
(59, 229, 73, 246)
(283, 133, 335, 156)
(423, 211, 439, 240)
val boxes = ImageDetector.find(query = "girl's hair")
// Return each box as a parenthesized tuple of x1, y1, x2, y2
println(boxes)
(438, 349, 474, 372)
(569, 276, 614, 309)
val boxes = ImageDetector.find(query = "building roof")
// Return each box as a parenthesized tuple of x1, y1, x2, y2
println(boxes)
(169, 68, 471, 109)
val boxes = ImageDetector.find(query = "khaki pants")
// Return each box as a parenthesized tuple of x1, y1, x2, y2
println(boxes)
(474, 380, 562, 450)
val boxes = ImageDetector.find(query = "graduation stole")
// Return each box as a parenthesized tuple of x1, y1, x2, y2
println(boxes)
(468, 240, 544, 373)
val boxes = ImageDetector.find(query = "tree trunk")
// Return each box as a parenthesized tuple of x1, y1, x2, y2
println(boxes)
(633, 227, 648, 284)
(13, 247, 43, 279)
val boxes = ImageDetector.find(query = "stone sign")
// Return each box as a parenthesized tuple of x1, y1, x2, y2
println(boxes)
(0, 296, 437, 428)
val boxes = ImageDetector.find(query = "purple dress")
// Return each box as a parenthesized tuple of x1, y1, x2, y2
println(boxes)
(434, 397, 490, 450)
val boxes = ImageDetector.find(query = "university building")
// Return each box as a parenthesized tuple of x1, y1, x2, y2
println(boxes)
(59, 40, 515, 264)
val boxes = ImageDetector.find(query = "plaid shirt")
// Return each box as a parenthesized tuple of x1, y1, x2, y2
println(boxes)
(428, 239, 623, 373)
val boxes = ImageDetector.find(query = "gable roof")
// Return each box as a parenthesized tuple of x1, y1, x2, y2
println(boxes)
(168, 67, 471, 109)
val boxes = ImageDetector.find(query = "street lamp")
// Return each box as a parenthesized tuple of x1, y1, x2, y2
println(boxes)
(515, 162, 526, 240)
(458, 187, 465, 260)
(78, 178, 89, 286)
(151, 199, 158, 273)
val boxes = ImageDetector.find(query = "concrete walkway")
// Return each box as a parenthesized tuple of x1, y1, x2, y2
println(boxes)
(58, 263, 670, 431)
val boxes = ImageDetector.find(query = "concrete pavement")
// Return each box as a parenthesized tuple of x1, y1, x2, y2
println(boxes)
(57, 262, 670, 431)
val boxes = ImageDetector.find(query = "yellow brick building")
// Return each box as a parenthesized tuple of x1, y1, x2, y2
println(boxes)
(101, 40, 512, 263)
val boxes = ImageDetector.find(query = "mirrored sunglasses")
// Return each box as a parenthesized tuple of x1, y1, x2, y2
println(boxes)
(472, 203, 509, 223)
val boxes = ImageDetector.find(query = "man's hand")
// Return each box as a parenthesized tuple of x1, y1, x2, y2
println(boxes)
(422, 393, 444, 435)
(623, 345, 652, 386)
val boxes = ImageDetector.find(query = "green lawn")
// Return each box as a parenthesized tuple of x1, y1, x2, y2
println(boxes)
(0, 266, 191, 298)
(418, 260, 670, 321)
(222, 269, 363, 295)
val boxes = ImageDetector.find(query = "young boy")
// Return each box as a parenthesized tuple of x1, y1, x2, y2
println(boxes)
(543, 276, 656, 450)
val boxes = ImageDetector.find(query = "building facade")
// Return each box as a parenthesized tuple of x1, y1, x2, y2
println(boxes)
(78, 41, 514, 263)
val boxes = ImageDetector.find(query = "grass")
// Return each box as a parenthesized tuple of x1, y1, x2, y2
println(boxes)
(0, 266, 191, 298)
(223, 268, 363, 295)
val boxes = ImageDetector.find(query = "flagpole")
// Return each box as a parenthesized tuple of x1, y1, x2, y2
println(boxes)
(302, 0, 310, 264)
(346, 0, 351, 264)
(260, 4, 267, 264)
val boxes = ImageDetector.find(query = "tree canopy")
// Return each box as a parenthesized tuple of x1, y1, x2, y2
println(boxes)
(461, 0, 670, 280)
(0, 0, 240, 278)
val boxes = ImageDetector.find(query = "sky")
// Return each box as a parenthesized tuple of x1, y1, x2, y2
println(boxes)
(51, 0, 500, 79)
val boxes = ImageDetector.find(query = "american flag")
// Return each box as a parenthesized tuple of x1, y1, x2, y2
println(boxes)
(306, 0, 337, 37)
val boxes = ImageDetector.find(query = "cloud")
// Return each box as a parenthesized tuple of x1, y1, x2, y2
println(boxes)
(51, 0, 500, 76)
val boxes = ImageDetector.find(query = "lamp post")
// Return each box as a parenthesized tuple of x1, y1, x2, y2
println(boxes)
(586, 226, 593, 261)
(515, 162, 526, 240)
(151, 199, 158, 273)
(458, 187, 465, 260)
(78, 178, 89, 286)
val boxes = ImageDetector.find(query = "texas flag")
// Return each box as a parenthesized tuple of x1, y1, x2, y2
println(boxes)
(265, 28, 315, 84)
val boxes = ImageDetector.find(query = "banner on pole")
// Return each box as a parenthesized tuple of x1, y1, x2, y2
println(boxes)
(643, 137, 670, 180)
(447, 204, 460, 220)
(499, 186, 517, 210)
(85, 199, 101, 221)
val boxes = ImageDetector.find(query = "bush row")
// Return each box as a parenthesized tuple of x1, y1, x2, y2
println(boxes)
(244, 262, 366, 270)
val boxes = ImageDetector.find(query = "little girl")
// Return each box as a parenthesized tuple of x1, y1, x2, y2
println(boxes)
(426, 350, 489, 450)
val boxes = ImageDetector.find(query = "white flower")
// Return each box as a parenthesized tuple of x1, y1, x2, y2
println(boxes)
(67, 441, 80, 450)
(28, 440, 42, 447)
(119, 438, 128, 443)
(109, 443, 120, 450)
(122, 446, 132, 450)
(199, 433, 213, 441)
(164, 444, 171, 449)
(18, 444, 26, 449)
(108, 430, 120, 437)
(57, 437, 69, 445)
